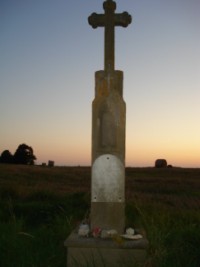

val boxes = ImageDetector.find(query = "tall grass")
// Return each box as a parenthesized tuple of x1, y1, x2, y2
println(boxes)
(0, 216, 71, 267)
(0, 164, 200, 266)
(127, 197, 200, 267)
(0, 187, 89, 267)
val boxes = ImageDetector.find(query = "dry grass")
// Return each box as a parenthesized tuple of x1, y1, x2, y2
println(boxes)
(1, 164, 200, 210)
(0, 164, 200, 267)
(0, 165, 91, 198)
(126, 167, 200, 210)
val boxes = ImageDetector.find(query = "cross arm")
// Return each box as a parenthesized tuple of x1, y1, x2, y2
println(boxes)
(88, 11, 132, 29)
(88, 13, 105, 29)
(115, 12, 132, 27)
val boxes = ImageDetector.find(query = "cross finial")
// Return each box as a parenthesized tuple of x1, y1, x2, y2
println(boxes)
(103, 0, 116, 12)
(88, 0, 132, 72)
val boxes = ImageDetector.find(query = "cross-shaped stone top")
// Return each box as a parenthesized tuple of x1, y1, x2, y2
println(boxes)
(88, 0, 132, 72)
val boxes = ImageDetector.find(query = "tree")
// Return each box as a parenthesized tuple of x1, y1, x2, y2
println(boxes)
(0, 150, 13, 164)
(14, 144, 36, 165)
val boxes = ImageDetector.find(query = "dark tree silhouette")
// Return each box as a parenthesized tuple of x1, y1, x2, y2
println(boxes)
(0, 150, 13, 164)
(14, 144, 36, 165)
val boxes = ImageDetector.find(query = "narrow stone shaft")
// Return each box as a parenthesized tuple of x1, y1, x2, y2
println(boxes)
(103, 0, 116, 71)
(92, 70, 125, 164)
(91, 70, 126, 233)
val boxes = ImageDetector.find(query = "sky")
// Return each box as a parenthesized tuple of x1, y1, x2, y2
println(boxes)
(1, 0, 200, 167)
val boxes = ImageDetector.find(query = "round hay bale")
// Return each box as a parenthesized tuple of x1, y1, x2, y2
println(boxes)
(155, 159, 167, 168)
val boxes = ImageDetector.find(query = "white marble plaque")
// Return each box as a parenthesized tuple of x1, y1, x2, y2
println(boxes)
(91, 154, 125, 202)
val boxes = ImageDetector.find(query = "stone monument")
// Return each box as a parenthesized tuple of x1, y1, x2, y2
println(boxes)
(89, 0, 131, 234)
(65, 1, 148, 266)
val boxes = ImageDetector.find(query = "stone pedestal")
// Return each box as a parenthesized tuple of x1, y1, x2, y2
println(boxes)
(65, 232, 148, 267)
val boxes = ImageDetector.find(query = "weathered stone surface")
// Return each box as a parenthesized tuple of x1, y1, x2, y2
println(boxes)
(91, 70, 126, 233)
(91, 202, 125, 233)
(92, 71, 125, 164)
(65, 232, 148, 267)
(89, 0, 130, 235)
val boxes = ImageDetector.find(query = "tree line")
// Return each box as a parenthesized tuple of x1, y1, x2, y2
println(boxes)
(0, 143, 37, 165)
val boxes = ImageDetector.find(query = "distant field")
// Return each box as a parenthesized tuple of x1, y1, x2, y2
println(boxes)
(1, 164, 200, 205)
(0, 164, 200, 267)
(0, 164, 91, 197)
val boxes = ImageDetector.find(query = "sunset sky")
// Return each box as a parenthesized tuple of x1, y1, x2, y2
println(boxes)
(1, 0, 200, 167)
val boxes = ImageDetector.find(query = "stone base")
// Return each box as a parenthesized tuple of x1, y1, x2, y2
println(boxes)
(64, 232, 148, 267)
(91, 202, 125, 234)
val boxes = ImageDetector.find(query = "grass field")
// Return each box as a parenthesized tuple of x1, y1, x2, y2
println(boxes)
(0, 164, 200, 267)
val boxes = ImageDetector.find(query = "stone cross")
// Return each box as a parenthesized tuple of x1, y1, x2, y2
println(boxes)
(88, 0, 131, 71)
(88, 0, 132, 234)
(66, 5, 148, 266)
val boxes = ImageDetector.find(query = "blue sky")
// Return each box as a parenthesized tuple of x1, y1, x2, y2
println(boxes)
(1, 0, 200, 167)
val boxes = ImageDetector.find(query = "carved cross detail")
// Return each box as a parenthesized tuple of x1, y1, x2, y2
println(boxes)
(88, 0, 132, 71)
